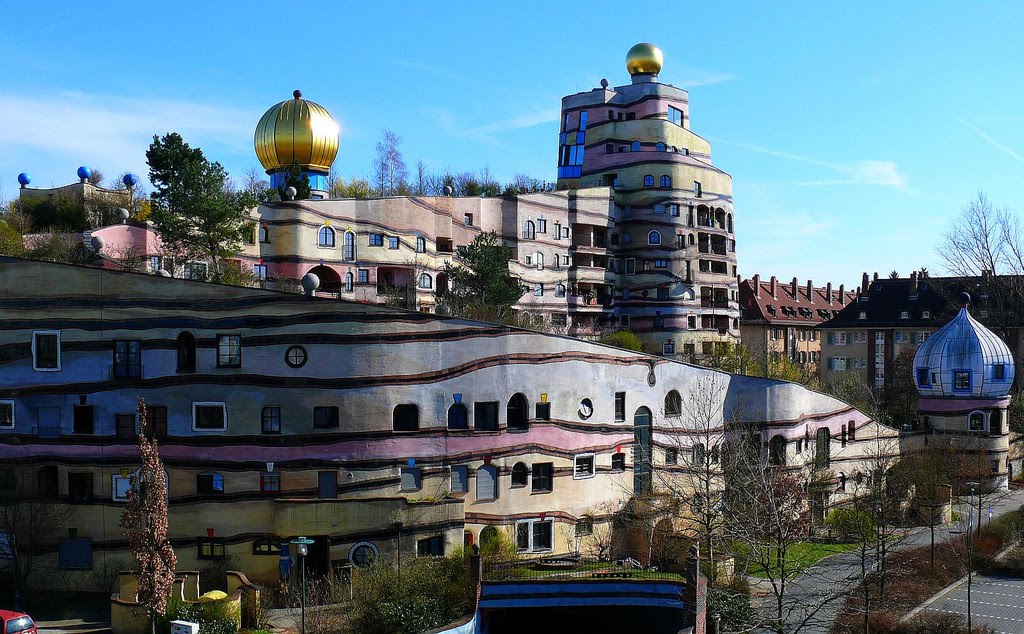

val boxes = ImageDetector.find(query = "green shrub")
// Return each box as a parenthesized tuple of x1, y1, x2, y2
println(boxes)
(598, 330, 645, 352)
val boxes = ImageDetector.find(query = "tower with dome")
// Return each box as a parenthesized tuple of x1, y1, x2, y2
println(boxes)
(254, 90, 340, 198)
(913, 292, 1014, 490)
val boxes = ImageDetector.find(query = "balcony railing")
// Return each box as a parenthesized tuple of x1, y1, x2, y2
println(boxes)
(484, 554, 682, 582)
(34, 425, 62, 438)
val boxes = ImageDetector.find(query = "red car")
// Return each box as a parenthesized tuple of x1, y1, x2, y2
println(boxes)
(0, 611, 36, 634)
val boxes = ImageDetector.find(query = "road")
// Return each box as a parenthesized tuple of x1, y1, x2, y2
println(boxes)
(924, 574, 1024, 634)
(762, 487, 1024, 632)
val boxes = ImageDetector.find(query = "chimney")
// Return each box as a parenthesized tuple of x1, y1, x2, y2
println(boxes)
(826, 282, 833, 305)
(753, 274, 761, 298)
(838, 284, 845, 305)
(770, 276, 777, 299)
(791, 277, 798, 298)
(806, 279, 814, 304)
(910, 271, 918, 297)
(873, 271, 879, 281)
(861, 272, 870, 294)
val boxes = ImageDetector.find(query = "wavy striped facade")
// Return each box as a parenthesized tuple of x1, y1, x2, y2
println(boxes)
(0, 258, 898, 592)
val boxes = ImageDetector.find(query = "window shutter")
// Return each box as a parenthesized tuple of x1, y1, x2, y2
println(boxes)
(477, 466, 496, 500)
(451, 466, 467, 493)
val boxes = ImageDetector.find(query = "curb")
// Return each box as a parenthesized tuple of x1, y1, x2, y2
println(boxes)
(901, 541, 1019, 623)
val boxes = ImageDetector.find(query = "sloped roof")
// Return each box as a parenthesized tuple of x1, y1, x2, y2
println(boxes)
(740, 277, 856, 326)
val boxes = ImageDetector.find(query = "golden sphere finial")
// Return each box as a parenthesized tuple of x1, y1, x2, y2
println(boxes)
(625, 42, 663, 76)
(254, 92, 340, 174)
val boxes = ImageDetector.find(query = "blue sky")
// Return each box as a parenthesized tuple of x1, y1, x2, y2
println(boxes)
(2, 1, 1023, 288)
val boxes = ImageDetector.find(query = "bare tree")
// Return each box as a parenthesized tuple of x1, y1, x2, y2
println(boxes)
(374, 129, 408, 197)
(415, 160, 428, 196)
(0, 468, 70, 599)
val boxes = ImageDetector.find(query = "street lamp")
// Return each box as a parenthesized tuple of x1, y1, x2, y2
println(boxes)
(291, 536, 315, 634)
(965, 482, 979, 633)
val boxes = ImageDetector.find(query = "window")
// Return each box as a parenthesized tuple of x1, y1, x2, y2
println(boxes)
(464, 213, 473, 226)
(664, 390, 682, 416)
(67, 472, 94, 502)
(507, 394, 528, 431)
(400, 466, 421, 491)
(511, 462, 529, 487)
(625, 258, 636, 275)
(262, 407, 281, 434)
(393, 404, 419, 432)
(259, 225, 269, 243)
(917, 368, 930, 387)
(197, 472, 224, 494)
(657, 286, 670, 300)
(611, 452, 626, 471)
(32, 330, 60, 371)
(216, 335, 241, 368)
(631, 140, 641, 152)
(344, 272, 354, 292)
(417, 535, 445, 557)
(253, 264, 268, 280)
(815, 428, 831, 468)
(531, 463, 553, 493)
(643, 175, 655, 187)
(318, 226, 336, 248)
(477, 465, 498, 500)
(448, 403, 468, 430)
(534, 252, 544, 270)
(668, 106, 683, 126)
(146, 406, 168, 439)
(358, 269, 369, 284)
(654, 312, 665, 328)
(475, 402, 499, 431)
(968, 411, 986, 432)
(536, 218, 547, 234)
(994, 364, 1006, 381)
(665, 448, 678, 465)
(198, 538, 226, 560)
(574, 454, 596, 479)
(0, 400, 13, 429)
(535, 402, 551, 420)
(349, 541, 379, 567)
(576, 515, 594, 537)
(515, 518, 553, 553)
(691, 443, 706, 465)
(253, 539, 279, 555)
(451, 465, 469, 493)
(660, 175, 671, 188)
(313, 406, 340, 429)
(176, 332, 196, 373)
(555, 284, 566, 298)
(648, 230, 662, 245)
(693, 181, 702, 198)
(285, 345, 307, 368)
(953, 370, 971, 392)
(613, 392, 626, 422)
(369, 233, 384, 247)
(260, 472, 280, 494)
(388, 236, 400, 250)
(110, 339, 142, 379)
(111, 473, 131, 501)
(192, 402, 226, 431)
(57, 537, 93, 570)
(73, 405, 94, 434)
(656, 142, 666, 152)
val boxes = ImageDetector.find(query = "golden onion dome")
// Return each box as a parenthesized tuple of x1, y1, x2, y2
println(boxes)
(254, 90, 339, 173)
(625, 42, 664, 76)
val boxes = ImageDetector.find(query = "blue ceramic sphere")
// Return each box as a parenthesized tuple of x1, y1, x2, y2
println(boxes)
(17, 172, 30, 186)
(77, 166, 92, 181)
(122, 173, 139, 187)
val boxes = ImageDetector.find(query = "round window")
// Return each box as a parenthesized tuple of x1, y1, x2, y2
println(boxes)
(578, 398, 594, 420)
(349, 541, 379, 568)
(285, 345, 307, 368)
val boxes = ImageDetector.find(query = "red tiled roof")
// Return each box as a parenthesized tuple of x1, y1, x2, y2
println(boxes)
(740, 276, 857, 325)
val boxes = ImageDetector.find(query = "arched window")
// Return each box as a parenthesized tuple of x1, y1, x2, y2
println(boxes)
(480, 526, 498, 548)
(416, 237, 426, 253)
(258, 225, 269, 243)
(477, 465, 498, 500)
(555, 284, 566, 298)
(524, 221, 536, 240)
(688, 234, 695, 246)
(656, 142, 666, 152)
(815, 428, 831, 468)
(393, 404, 419, 432)
(664, 390, 681, 416)
(631, 140, 641, 152)
(344, 272, 354, 293)
(769, 435, 786, 466)
(417, 273, 432, 289)
(534, 283, 543, 296)
(648, 230, 662, 245)
(838, 473, 847, 491)
(535, 252, 544, 270)
(447, 403, 468, 430)
(511, 462, 529, 487)
(343, 231, 355, 261)
(177, 332, 196, 373)
(991, 410, 1003, 435)
(660, 175, 671, 188)
(643, 175, 655, 187)
(968, 411, 986, 432)
(611, 232, 619, 245)
(318, 226, 336, 248)
(507, 393, 528, 431)
(727, 214, 733, 233)
(691, 443, 706, 465)
(634, 407, 653, 493)
(197, 472, 224, 494)
(676, 234, 685, 249)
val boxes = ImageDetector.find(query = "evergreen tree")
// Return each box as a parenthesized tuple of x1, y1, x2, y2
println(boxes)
(279, 160, 311, 200)
(146, 133, 256, 278)
(438, 231, 523, 323)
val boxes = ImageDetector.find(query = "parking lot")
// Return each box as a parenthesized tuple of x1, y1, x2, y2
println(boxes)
(926, 574, 1024, 634)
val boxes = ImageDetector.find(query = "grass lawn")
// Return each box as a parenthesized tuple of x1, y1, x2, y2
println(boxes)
(744, 541, 860, 579)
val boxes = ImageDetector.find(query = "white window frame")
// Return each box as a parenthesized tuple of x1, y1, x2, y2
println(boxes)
(317, 225, 336, 249)
(182, 261, 208, 280)
(0, 400, 13, 429)
(515, 518, 554, 553)
(573, 453, 596, 480)
(192, 401, 227, 432)
(253, 264, 268, 280)
(32, 330, 62, 372)
(968, 410, 987, 433)
(112, 474, 131, 502)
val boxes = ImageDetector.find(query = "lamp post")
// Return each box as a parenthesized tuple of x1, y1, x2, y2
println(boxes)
(965, 482, 978, 633)
(291, 536, 315, 634)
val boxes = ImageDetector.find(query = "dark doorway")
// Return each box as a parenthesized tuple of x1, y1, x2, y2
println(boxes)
(318, 471, 338, 499)
(305, 535, 331, 578)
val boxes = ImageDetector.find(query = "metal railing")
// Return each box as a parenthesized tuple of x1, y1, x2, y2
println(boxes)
(483, 553, 683, 582)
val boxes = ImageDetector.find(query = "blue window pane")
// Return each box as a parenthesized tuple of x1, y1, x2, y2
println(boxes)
(576, 131, 586, 144)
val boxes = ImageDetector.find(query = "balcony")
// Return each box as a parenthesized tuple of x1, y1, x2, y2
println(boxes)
(700, 299, 731, 309)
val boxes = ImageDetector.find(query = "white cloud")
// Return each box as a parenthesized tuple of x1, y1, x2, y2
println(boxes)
(714, 138, 909, 189)
(426, 106, 559, 146)
(673, 68, 737, 88)
(0, 91, 257, 183)
(959, 119, 1024, 164)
